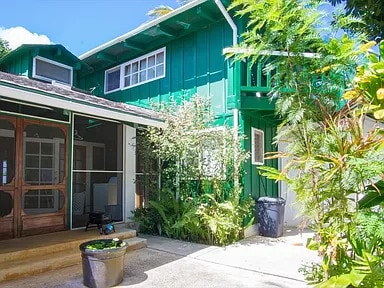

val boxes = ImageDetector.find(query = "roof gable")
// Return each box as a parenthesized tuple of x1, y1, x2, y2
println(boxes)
(0, 44, 80, 68)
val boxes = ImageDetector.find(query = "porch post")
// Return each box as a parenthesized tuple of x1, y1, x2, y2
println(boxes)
(124, 125, 136, 221)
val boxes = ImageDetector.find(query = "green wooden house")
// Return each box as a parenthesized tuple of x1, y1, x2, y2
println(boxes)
(77, 0, 279, 199)
(0, 0, 281, 239)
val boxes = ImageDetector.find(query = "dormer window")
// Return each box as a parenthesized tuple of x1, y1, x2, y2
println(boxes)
(32, 56, 73, 86)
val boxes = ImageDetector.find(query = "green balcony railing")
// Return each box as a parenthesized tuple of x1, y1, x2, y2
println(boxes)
(239, 58, 277, 110)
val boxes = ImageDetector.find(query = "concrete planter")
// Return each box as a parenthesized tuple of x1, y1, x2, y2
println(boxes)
(79, 239, 127, 288)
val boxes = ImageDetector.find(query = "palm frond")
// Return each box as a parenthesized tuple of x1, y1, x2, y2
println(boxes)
(147, 5, 174, 18)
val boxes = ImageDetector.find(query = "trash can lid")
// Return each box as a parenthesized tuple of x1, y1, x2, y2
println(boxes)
(257, 196, 286, 204)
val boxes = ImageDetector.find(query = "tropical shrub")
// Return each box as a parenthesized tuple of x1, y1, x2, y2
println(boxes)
(132, 95, 254, 246)
(228, 0, 384, 286)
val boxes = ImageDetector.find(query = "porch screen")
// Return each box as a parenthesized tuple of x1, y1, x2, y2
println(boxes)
(72, 115, 123, 228)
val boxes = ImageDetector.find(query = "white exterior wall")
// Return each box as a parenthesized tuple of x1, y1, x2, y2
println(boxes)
(278, 140, 303, 227)
(279, 116, 384, 227)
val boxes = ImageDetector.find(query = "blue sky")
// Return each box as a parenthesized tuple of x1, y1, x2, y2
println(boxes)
(0, 0, 181, 57)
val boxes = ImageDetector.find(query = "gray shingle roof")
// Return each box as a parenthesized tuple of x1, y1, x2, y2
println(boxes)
(0, 71, 161, 123)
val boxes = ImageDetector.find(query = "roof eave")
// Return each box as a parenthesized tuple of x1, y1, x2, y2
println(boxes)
(0, 80, 165, 128)
(78, 0, 208, 60)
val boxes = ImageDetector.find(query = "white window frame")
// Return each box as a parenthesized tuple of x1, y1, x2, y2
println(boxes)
(104, 65, 121, 94)
(182, 127, 226, 179)
(122, 47, 166, 90)
(32, 56, 73, 86)
(104, 47, 166, 94)
(251, 127, 264, 165)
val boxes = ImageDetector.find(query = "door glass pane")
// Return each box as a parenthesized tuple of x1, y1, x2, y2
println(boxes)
(0, 119, 15, 185)
(26, 156, 39, 168)
(23, 124, 65, 184)
(25, 170, 39, 182)
(41, 143, 53, 155)
(23, 189, 64, 215)
(26, 142, 39, 154)
(0, 191, 13, 216)
(41, 156, 53, 168)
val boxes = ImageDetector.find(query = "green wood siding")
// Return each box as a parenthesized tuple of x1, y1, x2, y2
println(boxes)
(241, 111, 278, 200)
(0, 54, 29, 76)
(78, 20, 234, 117)
(0, 46, 79, 86)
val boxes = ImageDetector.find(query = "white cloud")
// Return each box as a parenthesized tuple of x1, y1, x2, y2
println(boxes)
(0, 26, 52, 50)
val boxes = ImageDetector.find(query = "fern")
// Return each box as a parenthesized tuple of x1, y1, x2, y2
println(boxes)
(356, 211, 384, 247)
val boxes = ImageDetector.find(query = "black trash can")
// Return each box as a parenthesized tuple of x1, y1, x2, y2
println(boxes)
(257, 196, 286, 238)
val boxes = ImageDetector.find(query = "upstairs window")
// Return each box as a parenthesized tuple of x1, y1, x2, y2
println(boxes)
(122, 47, 165, 89)
(251, 128, 264, 165)
(33, 56, 72, 86)
(105, 66, 121, 93)
(104, 47, 166, 94)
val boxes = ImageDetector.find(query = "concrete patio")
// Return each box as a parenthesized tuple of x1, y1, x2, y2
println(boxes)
(0, 227, 320, 288)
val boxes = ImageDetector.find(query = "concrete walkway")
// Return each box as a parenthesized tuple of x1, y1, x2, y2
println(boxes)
(0, 228, 320, 288)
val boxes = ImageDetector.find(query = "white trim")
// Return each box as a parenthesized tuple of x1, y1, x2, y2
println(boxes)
(0, 85, 165, 128)
(69, 113, 74, 229)
(72, 170, 124, 173)
(223, 47, 321, 58)
(79, 0, 208, 60)
(215, 0, 237, 45)
(32, 56, 73, 86)
(251, 127, 264, 165)
(125, 125, 136, 218)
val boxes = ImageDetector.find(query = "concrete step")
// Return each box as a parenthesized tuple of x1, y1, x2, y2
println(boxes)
(0, 224, 136, 264)
(0, 236, 147, 283)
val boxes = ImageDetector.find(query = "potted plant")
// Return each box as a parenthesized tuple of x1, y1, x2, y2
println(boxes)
(79, 238, 127, 288)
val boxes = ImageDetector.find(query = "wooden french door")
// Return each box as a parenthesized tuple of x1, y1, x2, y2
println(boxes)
(0, 116, 68, 239)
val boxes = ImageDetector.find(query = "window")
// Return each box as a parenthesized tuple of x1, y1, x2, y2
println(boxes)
(122, 48, 165, 89)
(251, 128, 264, 165)
(104, 47, 166, 94)
(104, 66, 121, 93)
(33, 56, 73, 86)
(182, 128, 226, 179)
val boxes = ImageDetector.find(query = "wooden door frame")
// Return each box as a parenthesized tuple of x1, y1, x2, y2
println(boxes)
(0, 115, 69, 238)
(0, 115, 17, 239)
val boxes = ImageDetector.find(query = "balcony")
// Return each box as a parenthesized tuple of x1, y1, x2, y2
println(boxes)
(239, 59, 276, 111)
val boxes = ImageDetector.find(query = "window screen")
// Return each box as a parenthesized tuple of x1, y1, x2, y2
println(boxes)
(251, 128, 264, 165)
(33, 57, 72, 85)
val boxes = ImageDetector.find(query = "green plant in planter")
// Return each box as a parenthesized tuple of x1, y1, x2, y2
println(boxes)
(84, 238, 124, 250)
(80, 238, 128, 288)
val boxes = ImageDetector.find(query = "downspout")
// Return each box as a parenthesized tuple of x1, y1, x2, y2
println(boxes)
(215, 0, 238, 46)
(215, 0, 240, 188)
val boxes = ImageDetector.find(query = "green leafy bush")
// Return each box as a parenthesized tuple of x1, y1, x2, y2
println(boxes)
(132, 95, 254, 246)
